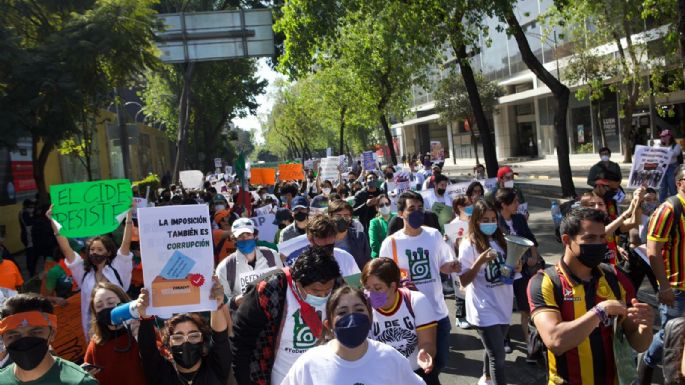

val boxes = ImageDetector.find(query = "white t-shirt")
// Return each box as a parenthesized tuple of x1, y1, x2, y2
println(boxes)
(378, 227, 455, 319)
(369, 289, 437, 370)
(271, 284, 328, 385)
(334, 248, 361, 277)
(423, 189, 451, 211)
(280, 339, 426, 385)
(458, 239, 514, 327)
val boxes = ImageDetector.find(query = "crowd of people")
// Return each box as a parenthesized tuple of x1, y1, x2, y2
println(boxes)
(1, 142, 685, 385)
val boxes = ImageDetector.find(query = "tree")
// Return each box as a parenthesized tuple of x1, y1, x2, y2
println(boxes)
(434, 70, 503, 165)
(56, 115, 105, 181)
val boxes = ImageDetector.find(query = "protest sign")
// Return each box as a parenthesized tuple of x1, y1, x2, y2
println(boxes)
(627, 145, 670, 188)
(132, 197, 148, 219)
(0, 287, 17, 303)
(214, 158, 223, 168)
(320, 157, 341, 183)
(482, 178, 498, 194)
(445, 181, 471, 202)
(432, 202, 454, 229)
(224, 166, 233, 176)
(238, 266, 281, 293)
(278, 163, 305, 181)
(279, 234, 309, 266)
(517, 202, 529, 216)
(362, 151, 376, 170)
(53, 293, 87, 363)
(250, 213, 278, 245)
(444, 220, 469, 246)
(430, 141, 445, 162)
(250, 168, 277, 185)
(304, 159, 314, 170)
(50, 179, 132, 238)
(179, 170, 205, 190)
(138, 205, 216, 315)
(253, 204, 274, 217)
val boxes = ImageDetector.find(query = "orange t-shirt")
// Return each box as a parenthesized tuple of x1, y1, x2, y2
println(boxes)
(212, 229, 235, 266)
(0, 259, 24, 290)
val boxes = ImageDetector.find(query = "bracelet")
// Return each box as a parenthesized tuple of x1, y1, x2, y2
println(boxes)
(592, 304, 611, 327)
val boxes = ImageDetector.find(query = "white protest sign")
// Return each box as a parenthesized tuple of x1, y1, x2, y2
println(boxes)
(238, 267, 280, 293)
(517, 202, 529, 216)
(179, 170, 204, 190)
(253, 204, 273, 217)
(446, 181, 471, 201)
(482, 178, 498, 194)
(138, 205, 216, 316)
(279, 234, 310, 266)
(628, 145, 670, 189)
(320, 157, 341, 183)
(214, 158, 223, 168)
(132, 197, 148, 219)
(393, 171, 413, 194)
(250, 213, 277, 245)
(224, 166, 233, 176)
(444, 220, 469, 246)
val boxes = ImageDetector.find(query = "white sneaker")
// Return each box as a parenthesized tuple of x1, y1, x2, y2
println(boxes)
(477, 376, 493, 385)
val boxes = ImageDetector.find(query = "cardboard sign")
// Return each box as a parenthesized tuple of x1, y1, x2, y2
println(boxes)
(225, 166, 233, 176)
(482, 178, 498, 194)
(238, 266, 280, 293)
(320, 157, 341, 183)
(250, 213, 278, 247)
(430, 141, 445, 162)
(179, 170, 204, 190)
(52, 293, 87, 363)
(278, 163, 305, 181)
(50, 179, 132, 238)
(138, 205, 216, 315)
(362, 151, 376, 171)
(214, 158, 223, 168)
(278, 234, 309, 266)
(251, 168, 277, 185)
(628, 145, 670, 188)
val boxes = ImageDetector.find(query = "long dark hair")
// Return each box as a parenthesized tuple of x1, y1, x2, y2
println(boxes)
(89, 282, 131, 346)
(84, 236, 118, 275)
(467, 200, 506, 254)
(163, 313, 212, 355)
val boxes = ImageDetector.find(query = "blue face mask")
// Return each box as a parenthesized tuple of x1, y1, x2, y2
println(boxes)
(334, 312, 371, 348)
(479, 223, 498, 236)
(464, 205, 474, 216)
(236, 239, 256, 254)
(304, 292, 329, 307)
(407, 210, 424, 229)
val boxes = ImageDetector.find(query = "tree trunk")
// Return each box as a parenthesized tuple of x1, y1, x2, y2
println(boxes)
(379, 113, 397, 165)
(503, 6, 576, 197)
(455, 43, 498, 177)
(621, 89, 639, 163)
(32, 135, 54, 205)
(172, 62, 194, 184)
(339, 106, 347, 156)
(592, 99, 607, 148)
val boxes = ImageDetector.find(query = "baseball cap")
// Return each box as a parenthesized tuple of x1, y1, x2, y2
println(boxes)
(273, 208, 294, 224)
(213, 194, 228, 204)
(231, 218, 255, 237)
(214, 209, 230, 224)
(497, 166, 517, 179)
(660, 129, 673, 137)
(291, 196, 309, 210)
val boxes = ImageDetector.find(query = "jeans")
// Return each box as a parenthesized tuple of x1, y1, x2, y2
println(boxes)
(434, 316, 451, 376)
(643, 289, 685, 367)
(476, 324, 509, 385)
(660, 163, 678, 202)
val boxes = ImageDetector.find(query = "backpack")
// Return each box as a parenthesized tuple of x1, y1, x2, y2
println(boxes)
(663, 317, 685, 385)
(225, 247, 277, 293)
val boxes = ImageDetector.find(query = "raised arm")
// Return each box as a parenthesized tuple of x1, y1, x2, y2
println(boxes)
(46, 205, 75, 263)
(119, 201, 135, 256)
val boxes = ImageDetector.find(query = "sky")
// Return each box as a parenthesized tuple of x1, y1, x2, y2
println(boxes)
(231, 58, 285, 145)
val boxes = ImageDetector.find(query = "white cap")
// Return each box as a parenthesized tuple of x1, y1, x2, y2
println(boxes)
(231, 218, 255, 237)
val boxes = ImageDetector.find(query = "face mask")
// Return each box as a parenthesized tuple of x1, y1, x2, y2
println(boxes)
(89, 253, 108, 265)
(313, 244, 335, 256)
(278, 223, 287, 230)
(303, 291, 330, 308)
(334, 312, 371, 348)
(322, 188, 332, 195)
(436, 188, 446, 196)
(236, 239, 257, 254)
(367, 290, 388, 309)
(641, 202, 657, 216)
(600, 155, 610, 162)
(96, 306, 117, 326)
(280, 196, 287, 205)
(503, 180, 515, 189)
(171, 341, 203, 369)
(215, 204, 226, 211)
(573, 242, 607, 269)
(294, 211, 308, 222)
(7, 337, 49, 371)
(407, 210, 424, 229)
(367, 180, 379, 189)
(334, 217, 350, 233)
(479, 223, 498, 236)
(385, 173, 394, 180)
(379, 205, 391, 216)
(464, 205, 474, 216)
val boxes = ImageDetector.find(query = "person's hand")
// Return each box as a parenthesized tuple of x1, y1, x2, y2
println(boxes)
(597, 299, 628, 317)
(46, 205, 53, 219)
(136, 289, 150, 319)
(635, 186, 647, 203)
(659, 287, 676, 307)
(514, 258, 523, 273)
(417, 348, 433, 373)
(626, 298, 654, 328)
(210, 276, 225, 306)
(234, 294, 244, 307)
(476, 248, 496, 265)
(442, 260, 461, 274)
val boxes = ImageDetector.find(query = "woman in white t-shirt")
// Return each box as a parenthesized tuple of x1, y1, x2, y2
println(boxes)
(281, 286, 426, 385)
(449, 194, 473, 329)
(458, 200, 521, 385)
(362, 258, 437, 384)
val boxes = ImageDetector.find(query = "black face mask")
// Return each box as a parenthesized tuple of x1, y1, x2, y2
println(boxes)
(294, 211, 308, 222)
(436, 188, 446, 196)
(7, 337, 49, 371)
(96, 306, 115, 327)
(385, 173, 393, 180)
(278, 223, 288, 230)
(334, 217, 350, 233)
(89, 253, 108, 265)
(313, 243, 335, 256)
(574, 242, 608, 269)
(171, 341, 203, 369)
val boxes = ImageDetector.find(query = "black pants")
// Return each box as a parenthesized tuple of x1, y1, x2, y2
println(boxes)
(415, 367, 441, 385)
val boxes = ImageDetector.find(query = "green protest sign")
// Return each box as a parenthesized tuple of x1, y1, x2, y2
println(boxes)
(50, 179, 133, 238)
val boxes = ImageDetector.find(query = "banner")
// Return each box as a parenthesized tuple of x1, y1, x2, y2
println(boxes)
(278, 234, 309, 266)
(628, 145, 670, 189)
(138, 205, 216, 316)
(250, 168, 276, 185)
(250, 213, 278, 246)
(179, 170, 205, 190)
(278, 163, 305, 181)
(320, 157, 341, 183)
(50, 179, 132, 238)
(362, 151, 376, 170)
(52, 293, 87, 362)
(430, 141, 445, 162)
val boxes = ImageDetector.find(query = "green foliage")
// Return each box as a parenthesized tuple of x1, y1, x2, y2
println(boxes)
(576, 143, 594, 153)
(434, 69, 503, 126)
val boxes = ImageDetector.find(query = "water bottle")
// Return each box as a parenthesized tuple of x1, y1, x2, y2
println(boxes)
(110, 301, 140, 325)
(551, 200, 562, 227)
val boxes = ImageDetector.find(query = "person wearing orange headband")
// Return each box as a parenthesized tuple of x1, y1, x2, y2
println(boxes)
(0, 293, 98, 384)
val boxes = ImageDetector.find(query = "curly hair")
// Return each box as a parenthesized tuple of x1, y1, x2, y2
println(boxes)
(291, 246, 341, 287)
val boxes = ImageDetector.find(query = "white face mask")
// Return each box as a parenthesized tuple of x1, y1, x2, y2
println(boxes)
(379, 205, 391, 215)
(322, 188, 331, 195)
(600, 155, 610, 162)
(215, 204, 226, 211)
(503, 180, 514, 189)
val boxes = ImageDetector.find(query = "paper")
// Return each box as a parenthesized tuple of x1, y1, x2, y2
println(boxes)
(179, 170, 205, 190)
(628, 145, 670, 189)
(319, 157, 341, 183)
(362, 151, 376, 170)
(250, 213, 278, 246)
(278, 163, 305, 181)
(278, 234, 310, 266)
(138, 205, 216, 315)
(239, 267, 281, 293)
(444, 220, 469, 246)
(251, 168, 277, 185)
(50, 179, 132, 238)
(214, 158, 223, 168)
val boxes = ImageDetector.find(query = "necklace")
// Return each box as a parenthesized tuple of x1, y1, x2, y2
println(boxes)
(178, 369, 199, 385)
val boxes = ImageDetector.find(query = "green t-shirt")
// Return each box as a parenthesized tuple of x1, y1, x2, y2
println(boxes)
(45, 264, 74, 298)
(0, 357, 98, 385)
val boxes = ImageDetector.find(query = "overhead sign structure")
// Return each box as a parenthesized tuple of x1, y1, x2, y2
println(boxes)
(155, 9, 275, 63)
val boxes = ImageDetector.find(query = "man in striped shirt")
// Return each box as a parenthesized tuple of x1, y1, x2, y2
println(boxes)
(528, 208, 653, 385)
(639, 164, 685, 383)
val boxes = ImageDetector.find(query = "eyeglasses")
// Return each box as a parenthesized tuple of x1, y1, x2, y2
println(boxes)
(169, 331, 203, 346)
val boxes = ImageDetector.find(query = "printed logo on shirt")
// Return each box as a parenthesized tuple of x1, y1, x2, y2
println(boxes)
(562, 287, 581, 302)
(372, 319, 418, 358)
(291, 309, 319, 349)
(406, 247, 431, 281)
(483, 251, 505, 286)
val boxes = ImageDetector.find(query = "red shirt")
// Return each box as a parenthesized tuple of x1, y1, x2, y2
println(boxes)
(84, 332, 148, 385)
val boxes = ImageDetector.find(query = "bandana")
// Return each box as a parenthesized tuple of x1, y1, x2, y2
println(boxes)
(0, 311, 58, 334)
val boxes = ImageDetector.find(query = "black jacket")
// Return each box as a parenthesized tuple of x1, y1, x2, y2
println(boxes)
(336, 227, 371, 271)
